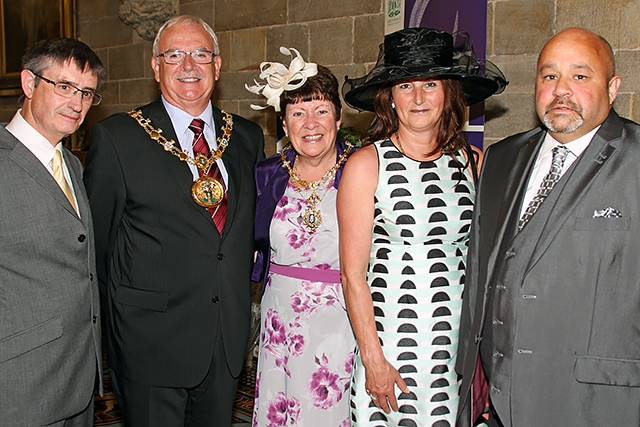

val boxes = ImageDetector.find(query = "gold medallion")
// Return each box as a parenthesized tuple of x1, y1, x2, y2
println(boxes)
(191, 176, 225, 208)
(302, 207, 322, 232)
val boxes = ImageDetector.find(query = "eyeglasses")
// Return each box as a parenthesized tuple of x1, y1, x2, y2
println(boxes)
(31, 71, 103, 106)
(157, 49, 215, 65)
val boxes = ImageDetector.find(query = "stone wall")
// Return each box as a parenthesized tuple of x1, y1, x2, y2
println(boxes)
(2, 0, 640, 152)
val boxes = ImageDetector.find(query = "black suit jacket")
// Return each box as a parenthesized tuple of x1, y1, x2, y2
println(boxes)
(456, 110, 640, 426)
(84, 99, 264, 386)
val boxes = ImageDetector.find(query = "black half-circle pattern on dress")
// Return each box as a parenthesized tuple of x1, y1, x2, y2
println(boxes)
(455, 247, 463, 257)
(425, 184, 444, 194)
(374, 207, 383, 217)
(460, 209, 473, 220)
(459, 224, 471, 234)
(399, 364, 418, 373)
(391, 188, 412, 198)
(387, 162, 407, 172)
(398, 338, 418, 347)
(399, 391, 418, 400)
(428, 198, 447, 208)
(431, 406, 451, 416)
(430, 277, 450, 288)
(429, 212, 448, 222)
(432, 336, 452, 346)
(402, 266, 416, 275)
(381, 139, 394, 147)
(455, 183, 471, 193)
(427, 248, 446, 258)
(430, 262, 448, 273)
(398, 405, 418, 414)
(404, 377, 418, 387)
(432, 292, 451, 302)
(373, 263, 388, 273)
(398, 323, 418, 333)
(458, 260, 466, 270)
(374, 238, 391, 244)
(431, 378, 450, 388)
(394, 201, 415, 210)
(422, 172, 440, 182)
(419, 161, 436, 169)
(374, 225, 390, 236)
(384, 149, 404, 159)
(431, 392, 450, 402)
(432, 307, 452, 317)
(372, 292, 386, 302)
(369, 411, 388, 421)
(401, 229, 414, 238)
(389, 174, 409, 185)
(398, 294, 417, 304)
(432, 419, 452, 427)
(433, 321, 452, 331)
(371, 278, 387, 288)
(458, 196, 473, 206)
(399, 419, 419, 427)
(375, 321, 385, 332)
(432, 350, 452, 360)
(373, 307, 385, 317)
(401, 279, 416, 289)
(431, 364, 449, 374)
(396, 215, 416, 224)
(425, 238, 444, 245)
(402, 252, 414, 261)
(451, 171, 466, 181)
(398, 351, 417, 360)
(376, 248, 391, 259)
(399, 308, 418, 318)
(428, 227, 447, 236)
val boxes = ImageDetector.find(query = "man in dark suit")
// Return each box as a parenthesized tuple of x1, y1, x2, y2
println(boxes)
(83, 15, 264, 427)
(456, 28, 640, 426)
(0, 38, 104, 426)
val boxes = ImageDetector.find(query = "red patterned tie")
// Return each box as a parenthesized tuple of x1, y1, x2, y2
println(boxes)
(189, 118, 227, 234)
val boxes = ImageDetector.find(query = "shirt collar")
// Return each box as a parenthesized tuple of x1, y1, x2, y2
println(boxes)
(161, 96, 215, 137)
(5, 109, 60, 166)
(541, 125, 600, 160)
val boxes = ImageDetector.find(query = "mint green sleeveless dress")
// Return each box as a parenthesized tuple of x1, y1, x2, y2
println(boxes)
(350, 139, 475, 427)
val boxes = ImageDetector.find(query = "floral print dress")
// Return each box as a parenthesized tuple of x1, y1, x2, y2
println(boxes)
(252, 181, 355, 427)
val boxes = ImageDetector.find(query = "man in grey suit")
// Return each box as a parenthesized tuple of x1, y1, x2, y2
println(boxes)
(0, 38, 105, 426)
(456, 28, 640, 426)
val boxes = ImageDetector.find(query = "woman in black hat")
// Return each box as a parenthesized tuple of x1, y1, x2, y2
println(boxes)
(337, 28, 507, 426)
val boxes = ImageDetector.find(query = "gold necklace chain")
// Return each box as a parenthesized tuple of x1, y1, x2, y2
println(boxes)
(128, 109, 233, 172)
(280, 142, 353, 232)
(280, 142, 353, 190)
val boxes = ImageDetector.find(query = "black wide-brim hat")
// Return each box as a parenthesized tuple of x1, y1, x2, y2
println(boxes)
(343, 27, 508, 112)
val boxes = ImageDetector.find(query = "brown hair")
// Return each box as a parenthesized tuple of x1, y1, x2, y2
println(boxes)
(364, 78, 467, 157)
(280, 65, 342, 120)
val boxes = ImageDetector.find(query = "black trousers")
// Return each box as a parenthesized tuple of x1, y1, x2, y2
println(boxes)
(112, 328, 238, 427)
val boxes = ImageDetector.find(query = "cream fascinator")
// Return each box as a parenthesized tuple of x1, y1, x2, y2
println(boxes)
(245, 47, 318, 112)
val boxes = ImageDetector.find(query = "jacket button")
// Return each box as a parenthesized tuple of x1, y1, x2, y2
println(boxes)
(474, 334, 482, 344)
(491, 386, 501, 393)
(493, 351, 504, 358)
(92, 315, 98, 324)
(492, 318, 504, 325)
(212, 296, 220, 303)
(496, 284, 506, 291)
(505, 249, 516, 257)
(217, 253, 224, 260)
(78, 234, 86, 242)
(89, 273, 94, 281)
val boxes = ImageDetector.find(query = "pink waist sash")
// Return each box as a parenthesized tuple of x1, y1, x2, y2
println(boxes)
(269, 263, 341, 283)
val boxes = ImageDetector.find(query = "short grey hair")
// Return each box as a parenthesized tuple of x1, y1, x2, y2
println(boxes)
(152, 15, 220, 57)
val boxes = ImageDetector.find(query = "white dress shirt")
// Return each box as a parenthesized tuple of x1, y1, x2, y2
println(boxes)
(161, 96, 229, 185)
(519, 126, 600, 217)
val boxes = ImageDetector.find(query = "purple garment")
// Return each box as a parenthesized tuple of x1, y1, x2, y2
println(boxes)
(252, 139, 352, 284)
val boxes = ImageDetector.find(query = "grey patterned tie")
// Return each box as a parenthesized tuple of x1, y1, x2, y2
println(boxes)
(519, 145, 570, 230)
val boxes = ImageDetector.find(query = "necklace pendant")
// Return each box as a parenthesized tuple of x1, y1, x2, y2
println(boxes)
(191, 176, 225, 207)
(302, 207, 322, 232)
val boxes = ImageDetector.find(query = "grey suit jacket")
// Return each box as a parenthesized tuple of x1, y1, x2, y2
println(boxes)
(456, 110, 640, 427)
(0, 125, 101, 426)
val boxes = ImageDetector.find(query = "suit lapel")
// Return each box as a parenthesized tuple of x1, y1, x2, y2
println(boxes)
(214, 107, 240, 238)
(523, 112, 622, 274)
(484, 131, 544, 285)
(7, 136, 79, 218)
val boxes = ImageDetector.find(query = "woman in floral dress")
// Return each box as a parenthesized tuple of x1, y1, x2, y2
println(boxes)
(248, 49, 356, 427)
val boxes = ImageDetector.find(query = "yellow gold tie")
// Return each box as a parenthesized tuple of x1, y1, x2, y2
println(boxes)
(52, 150, 77, 213)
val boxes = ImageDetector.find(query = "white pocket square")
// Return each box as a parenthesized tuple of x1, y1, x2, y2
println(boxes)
(593, 207, 622, 218)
